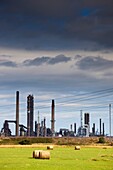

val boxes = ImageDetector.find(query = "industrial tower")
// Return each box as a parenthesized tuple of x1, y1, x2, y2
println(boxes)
(51, 99, 55, 136)
(27, 95, 34, 136)
(16, 91, 19, 136)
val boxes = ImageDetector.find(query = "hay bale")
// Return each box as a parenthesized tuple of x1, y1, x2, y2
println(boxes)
(39, 151, 50, 159)
(33, 150, 42, 158)
(75, 146, 81, 150)
(47, 145, 53, 150)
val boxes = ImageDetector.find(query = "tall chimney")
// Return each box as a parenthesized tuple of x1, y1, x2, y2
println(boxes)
(37, 111, 40, 137)
(70, 124, 72, 131)
(84, 113, 89, 127)
(16, 91, 19, 136)
(109, 104, 111, 137)
(99, 118, 102, 136)
(51, 99, 55, 136)
(102, 123, 105, 136)
(43, 117, 46, 137)
(92, 123, 95, 135)
(74, 123, 76, 134)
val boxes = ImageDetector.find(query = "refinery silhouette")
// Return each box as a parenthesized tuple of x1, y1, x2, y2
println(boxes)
(0, 91, 112, 137)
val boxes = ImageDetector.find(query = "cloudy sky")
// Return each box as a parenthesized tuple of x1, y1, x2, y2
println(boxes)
(0, 0, 113, 135)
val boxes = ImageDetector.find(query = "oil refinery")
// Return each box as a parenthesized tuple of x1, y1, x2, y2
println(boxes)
(0, 91, 111, 137)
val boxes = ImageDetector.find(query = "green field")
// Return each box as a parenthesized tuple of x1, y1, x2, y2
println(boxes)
(0, 146, 113, 170)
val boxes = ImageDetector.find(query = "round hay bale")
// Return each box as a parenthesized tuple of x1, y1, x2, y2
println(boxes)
(33, 150, 42, 158)
(47, 145, 53, 150)
(39, 151, 50, 159)
(75, 146, 81, 150)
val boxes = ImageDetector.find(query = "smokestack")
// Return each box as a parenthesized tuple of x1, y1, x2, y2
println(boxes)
(16, 91, 19, 136)
(80, 110, 83, 127)
(41, 120, 44, 136)
(109, 104, 111, 137)
(37, 111, 40, 137)
(84, 113, 89, 126)
(102, 123, 105, 136)
(70, 124, 72, 131)
(74, 123, 76, 134)
(92, 123, 95, 135)
(99, 118, 102, 136)
(51, 99, 55, 136)
(35, 121, 37, 135)
(43, 117, 46, 137)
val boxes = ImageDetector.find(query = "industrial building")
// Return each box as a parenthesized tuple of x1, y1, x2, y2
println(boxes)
(0, 91, 107, 138)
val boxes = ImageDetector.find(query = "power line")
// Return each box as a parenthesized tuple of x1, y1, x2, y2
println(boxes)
(0, 87, 113, 113)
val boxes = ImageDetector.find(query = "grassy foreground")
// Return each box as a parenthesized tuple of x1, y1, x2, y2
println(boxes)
(0, 146, 113, 170)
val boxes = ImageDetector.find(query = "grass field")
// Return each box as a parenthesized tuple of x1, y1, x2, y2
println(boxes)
(0, 146, 113, 170)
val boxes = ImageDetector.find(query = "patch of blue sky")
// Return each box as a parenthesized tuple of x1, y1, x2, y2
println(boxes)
(81, 7, 91, 17)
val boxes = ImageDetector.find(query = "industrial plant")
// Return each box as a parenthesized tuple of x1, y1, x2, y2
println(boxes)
(0, 91, 109, 137)
(0, 91, 56, 137)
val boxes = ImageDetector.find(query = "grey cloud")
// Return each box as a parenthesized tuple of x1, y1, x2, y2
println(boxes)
(23, 57, 50, 66)
(76, 56, 113, 71)
(0, 55, 12, 58)
(23, 55, 71, 66)
(48, 55, 71, 64)
(74, 55, 83, 60)
(0, 60, 17, 67)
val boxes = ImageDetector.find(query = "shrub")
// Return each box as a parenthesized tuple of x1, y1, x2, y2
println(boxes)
(29, 137, 53, 144)
(19, 139, 31, 145)
(98, 137, 105, 143)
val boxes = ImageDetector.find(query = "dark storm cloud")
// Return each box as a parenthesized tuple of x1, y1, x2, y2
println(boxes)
(23, 55, 71, 66)
(0, 0, 113, 50)
(0, 59, 17, 67)
(76, 56, 113, 70)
